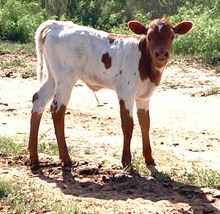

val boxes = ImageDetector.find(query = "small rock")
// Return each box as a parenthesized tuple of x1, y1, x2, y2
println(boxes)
(21, 73, 30, 79)
(5, 71, 12, 77)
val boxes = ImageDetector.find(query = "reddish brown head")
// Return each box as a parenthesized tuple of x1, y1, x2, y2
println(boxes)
(128, 18, 193, 68)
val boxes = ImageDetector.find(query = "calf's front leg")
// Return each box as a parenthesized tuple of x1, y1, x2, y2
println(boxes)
(136, 100, 155, 166)
(119, 99, 134, 167)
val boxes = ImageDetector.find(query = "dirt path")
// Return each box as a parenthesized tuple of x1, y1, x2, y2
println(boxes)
(0, 57, 220, 213)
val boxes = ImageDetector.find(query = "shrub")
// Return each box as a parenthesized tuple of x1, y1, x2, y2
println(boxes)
(0, 0, 47, 43)
(169, 3, 220, 65)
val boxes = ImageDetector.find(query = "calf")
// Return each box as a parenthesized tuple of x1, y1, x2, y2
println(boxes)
(28, 19, 193, 168)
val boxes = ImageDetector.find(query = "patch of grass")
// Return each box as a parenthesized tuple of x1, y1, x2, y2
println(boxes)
(197, 86, 220, 97)
(0, 56, 37, 78)
(0, 136, 25, 156)
(205, 86, 220, 96)
(169, 168, 220, 188)
(214, 65, 220, 74)
(131, 149, 149, 175)
(25, 67, 36, 78)
(53, 201, 80, 214)
(38, 142, 58, 156)
(0, 40, 35, 54)
(162, 79, 186, 89)
(38, 129, 58, 155)
(0, 134, 58, 158)
(169, 167, 220, 188)
(1, 58, 25, 68)
(196, 169, 220, 187)
(0, 178, 80, 213)
(0, 179, 12, 198)
(0, 41, 36, 78)
(131, 149, 220, 188)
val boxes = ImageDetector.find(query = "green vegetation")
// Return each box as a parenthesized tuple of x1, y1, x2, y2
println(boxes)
(0, 178, 80, 213)
(0, 135, 58, 157)
(173, 168, 220, 187)
(38, 142, 58, 155)
(0, 136, 78, 212)
(0, 179, 12, 198)
(1, 58, 24, 68)
(205, 86, 220, 96)
(170, 2, 220, 68)
(0, 0, 46, 43)
(131, 149, 220, 188)
(0, 0, 219, 68)
(0, 135, 25, 156)
(0, 40, 35, 54)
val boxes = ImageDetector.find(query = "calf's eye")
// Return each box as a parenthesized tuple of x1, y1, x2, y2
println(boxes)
(148, 35, 151, 41)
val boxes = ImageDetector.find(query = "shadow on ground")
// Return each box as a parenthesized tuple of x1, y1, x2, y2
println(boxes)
(28, 158, 219, 214)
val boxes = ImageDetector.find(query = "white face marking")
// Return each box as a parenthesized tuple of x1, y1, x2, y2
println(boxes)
(157, 24, 164, 32)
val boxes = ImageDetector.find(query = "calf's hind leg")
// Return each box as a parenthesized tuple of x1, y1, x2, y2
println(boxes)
(28, 77, 55, 165)
(50, 80, 76, 166)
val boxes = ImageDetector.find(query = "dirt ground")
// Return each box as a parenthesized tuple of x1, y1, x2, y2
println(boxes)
(0, 54, 220, 213)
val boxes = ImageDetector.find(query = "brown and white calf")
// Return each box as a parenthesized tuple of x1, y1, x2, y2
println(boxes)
(28, 19, 193, 168)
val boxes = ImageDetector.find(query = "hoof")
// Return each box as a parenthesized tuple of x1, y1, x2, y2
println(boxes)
(30, 161, 40, 171)
(62, 163, 72, 172)
(146, 160, 156, 166)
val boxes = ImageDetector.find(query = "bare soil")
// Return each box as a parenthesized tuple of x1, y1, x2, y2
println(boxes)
(0, 54, 220, 213)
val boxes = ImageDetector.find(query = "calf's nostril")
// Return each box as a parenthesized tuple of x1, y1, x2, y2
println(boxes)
(155, 50, 169, 59)
(155, 52, 160, 57)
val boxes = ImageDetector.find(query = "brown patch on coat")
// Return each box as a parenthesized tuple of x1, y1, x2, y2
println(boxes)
(138, 38, 162, 86)
(50, 100, 58, 114)
(101, 53, 112, 69)
(32, 93, 39, 103)
(138, 38, 149, 81)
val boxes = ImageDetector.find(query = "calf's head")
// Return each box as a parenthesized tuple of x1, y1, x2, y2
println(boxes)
(128, 18, 193, 68)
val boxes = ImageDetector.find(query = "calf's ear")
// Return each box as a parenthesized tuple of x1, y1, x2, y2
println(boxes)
(128, 21, 148, 35)
(174, 21, 193, 35)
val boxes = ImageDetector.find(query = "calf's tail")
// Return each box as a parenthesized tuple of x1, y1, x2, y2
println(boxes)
(35, 20, 75, 83)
